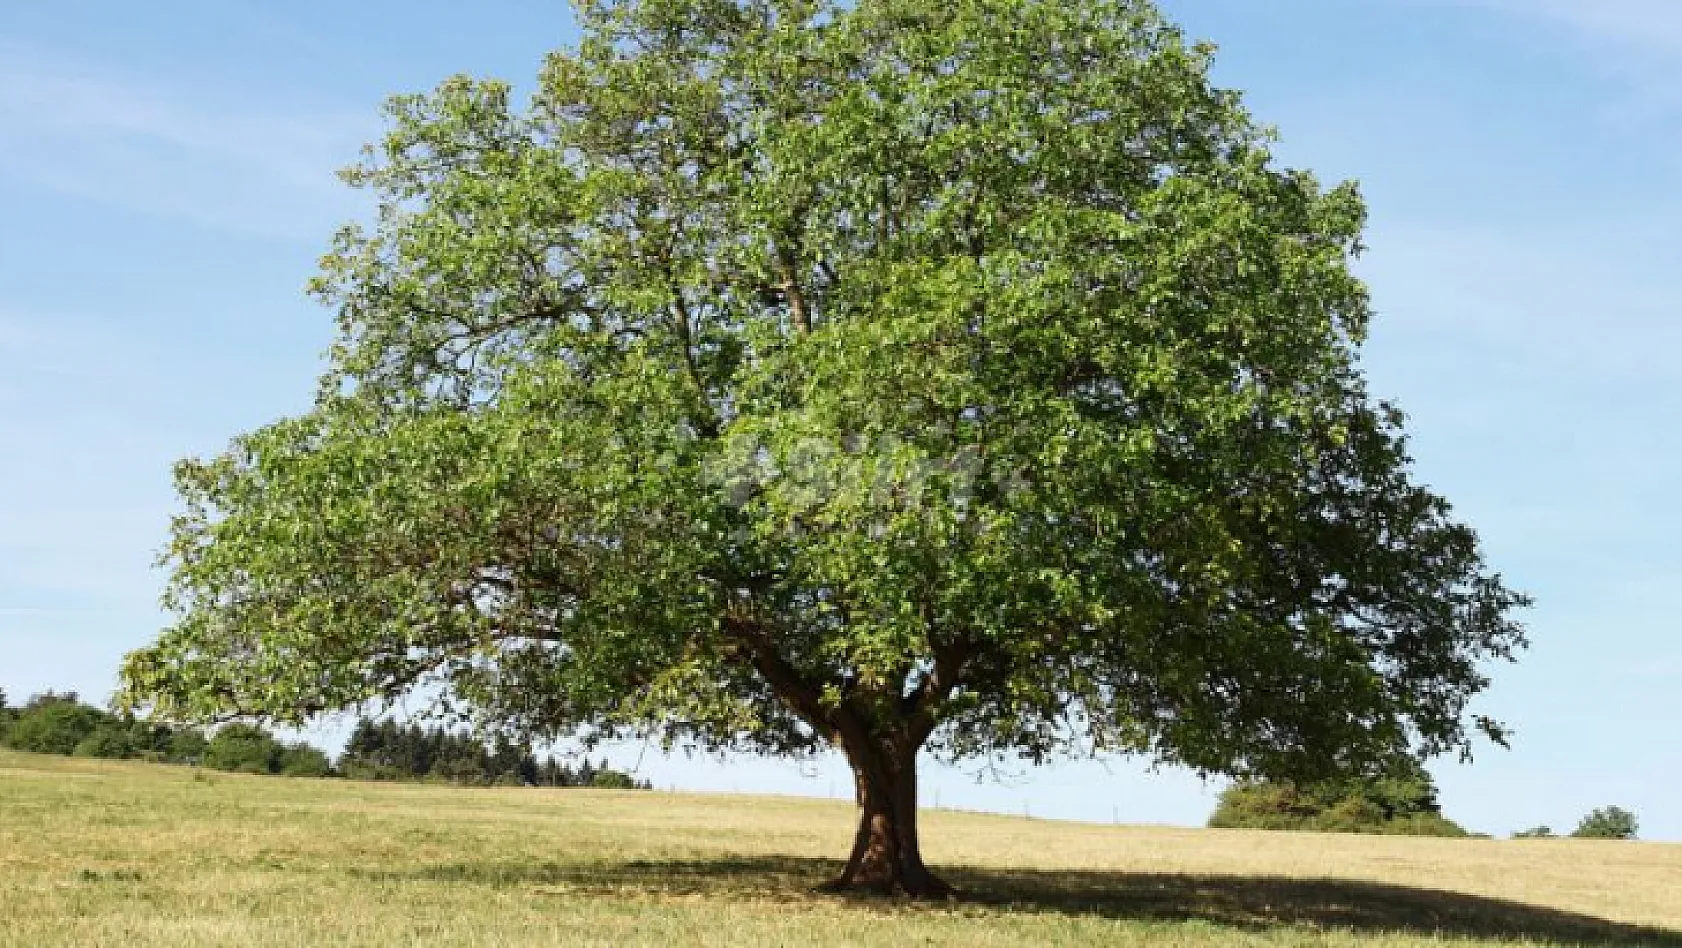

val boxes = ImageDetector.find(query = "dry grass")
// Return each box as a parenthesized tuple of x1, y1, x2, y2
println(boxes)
(1, 749, 1678, 946)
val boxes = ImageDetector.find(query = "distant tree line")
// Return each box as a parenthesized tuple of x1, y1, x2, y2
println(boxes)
(0, 689, 208, 763)
(339, 718, 650, 788)
(1207, 760, 1642, 842)
(0, 690, 647, 789)
(1513, 806, 1640, 840)
(0, 690, 327, 775)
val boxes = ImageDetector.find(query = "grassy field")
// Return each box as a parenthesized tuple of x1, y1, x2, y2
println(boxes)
(1, 749, 1678, 947)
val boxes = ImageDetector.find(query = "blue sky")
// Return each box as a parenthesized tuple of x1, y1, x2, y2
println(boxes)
(2, 0, 1678, 841)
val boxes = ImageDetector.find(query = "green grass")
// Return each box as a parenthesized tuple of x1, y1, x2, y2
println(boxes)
(1, 749, 1678, 946)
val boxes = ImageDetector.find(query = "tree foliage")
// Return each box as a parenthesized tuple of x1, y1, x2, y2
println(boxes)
(0, 691, 331, 773)
(4, 693, 109, 756)
(1208, 760, 1467, 837)
(201, 724, 283, 774)
(279, 744, 335, 777)
(119, 0, 1527, 894)
(200, 723, 333, 776)
(339, 717, 650, 787)
(1571, 807, 1638, 840)
(74, 725, 138, 760)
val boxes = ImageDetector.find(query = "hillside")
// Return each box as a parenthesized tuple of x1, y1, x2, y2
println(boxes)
(1, 749, 1677, 946)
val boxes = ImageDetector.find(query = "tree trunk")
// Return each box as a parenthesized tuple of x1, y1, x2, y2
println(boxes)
(829, 736, 952, 898)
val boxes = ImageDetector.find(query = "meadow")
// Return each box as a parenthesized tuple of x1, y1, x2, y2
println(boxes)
(1, 749, 1678, 947)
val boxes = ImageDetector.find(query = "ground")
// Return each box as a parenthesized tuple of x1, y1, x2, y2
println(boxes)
(0, 749, 1677, 947)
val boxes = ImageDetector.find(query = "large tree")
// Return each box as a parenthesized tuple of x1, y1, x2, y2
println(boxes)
(121, 0, 1527, 896)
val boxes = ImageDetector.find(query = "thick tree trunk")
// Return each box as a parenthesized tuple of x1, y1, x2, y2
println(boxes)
(829, 737, 952, 898)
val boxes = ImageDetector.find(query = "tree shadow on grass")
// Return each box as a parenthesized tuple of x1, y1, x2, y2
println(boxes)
(355, 855, 1682, 945)
(952, 867, 1682, 946)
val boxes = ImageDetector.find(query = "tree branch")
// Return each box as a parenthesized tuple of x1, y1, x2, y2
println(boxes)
(774, 241, 811, 335)
(665, 282, 722, 438)
(720, 615, 839, 742)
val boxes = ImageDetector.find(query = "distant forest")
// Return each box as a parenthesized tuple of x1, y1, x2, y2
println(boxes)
(339, 718, 651, 788)
(0, 688, 648, 789)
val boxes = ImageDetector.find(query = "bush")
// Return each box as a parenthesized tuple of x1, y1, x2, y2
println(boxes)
(3, 694, 108, 756)
(1207, 782, 1319, 831)
(1315, 796, 1389, 834)
(0, 691, 293, 771)
(589, 768, 639, 790)
(1571, 807, 1638, 840)
(277, 744, 332, 777)
(430, 754, 490, 785)
(168, 729, 208, 764)
(202, 724, 283, 774)
(1208, 761, 1468, 837)
(74, 724, 137, 759)
(1383, 812, 1472, 838)
(339, 760, 408, 781)
(1513, 825, 1555, 839)
(122, 719, 176, 758)
(200, 724, 335, 777)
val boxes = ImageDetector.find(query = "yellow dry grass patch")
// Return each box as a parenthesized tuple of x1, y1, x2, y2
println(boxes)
(1, 749, 1677, 946)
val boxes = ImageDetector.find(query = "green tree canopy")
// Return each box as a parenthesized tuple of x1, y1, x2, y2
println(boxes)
(1571, 807, 1638, 841)
(120, 0, 1527, 894)
(277, 744, 335, 778)
(0, 692, 235, 765)
(1208, 759, 1467, 837)
(73, 723, 139, 760)
(4, 694, 107, 756)
(202, 724, 286, 775)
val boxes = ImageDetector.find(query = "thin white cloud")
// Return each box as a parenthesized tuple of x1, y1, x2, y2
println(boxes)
(1361, 223, 1682, 381)
(0, 307, 239, 609)
(0, 607, 128, 617)
(1469, 0, 1682, 52)
(1418, 0, 1682, 115)
(0, 41, 373, 239)
(0, 307, 169, 383)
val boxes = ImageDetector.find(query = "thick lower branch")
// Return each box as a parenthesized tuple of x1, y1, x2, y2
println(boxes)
(721, 616, 840, 742)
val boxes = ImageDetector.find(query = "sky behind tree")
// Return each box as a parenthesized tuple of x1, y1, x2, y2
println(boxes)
(2, 0, 1677, 839)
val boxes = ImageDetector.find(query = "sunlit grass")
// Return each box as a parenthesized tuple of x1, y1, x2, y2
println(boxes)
(1, 749, 1677, 946)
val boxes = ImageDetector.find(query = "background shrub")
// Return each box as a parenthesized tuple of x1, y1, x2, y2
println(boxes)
(277, 744, 333, 777)
(167, 728, 207, 764)
(4, 694, 107, 756)
(202, 724, 285, 774)
(73, 723, 137, 759)
(1209, 761, 1468, 837)
(1571, 807, 1638, 840)
(0, 690, 339, 780)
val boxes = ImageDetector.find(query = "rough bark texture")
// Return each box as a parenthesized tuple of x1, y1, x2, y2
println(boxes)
(830, 737, 952, 898)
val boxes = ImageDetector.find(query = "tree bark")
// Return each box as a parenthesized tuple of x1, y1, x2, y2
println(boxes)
(829, 735, 952, 898)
